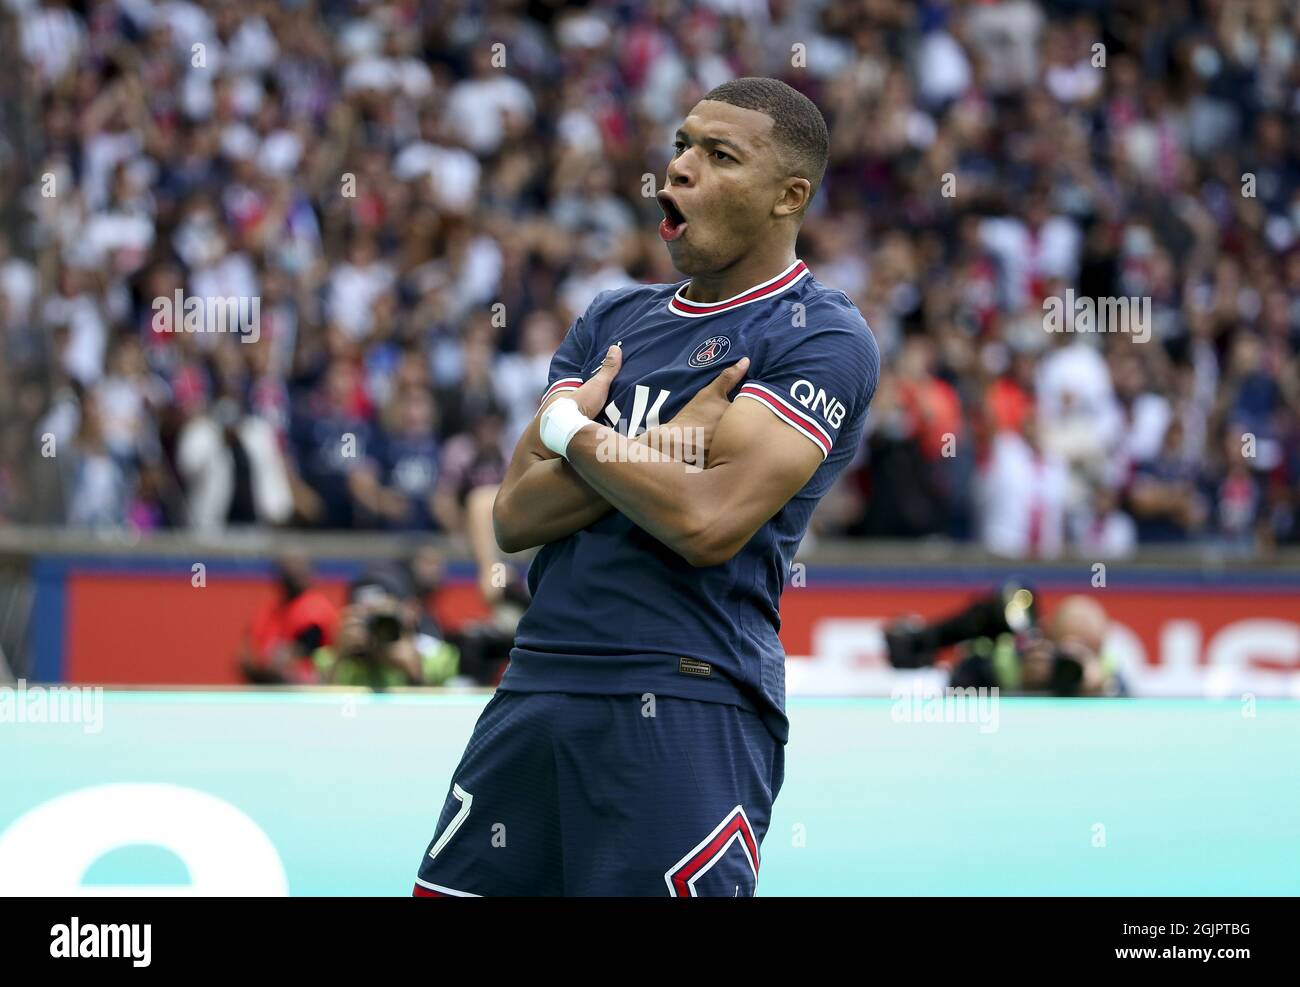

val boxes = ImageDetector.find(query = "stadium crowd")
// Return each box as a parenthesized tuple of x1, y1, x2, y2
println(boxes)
(0, 0, 1297, 559)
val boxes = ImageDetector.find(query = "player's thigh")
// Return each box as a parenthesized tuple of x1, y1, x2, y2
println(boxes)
(658, 700, 784, 898)
(414, 691, 562, 897)
(555, 694, 783, 896)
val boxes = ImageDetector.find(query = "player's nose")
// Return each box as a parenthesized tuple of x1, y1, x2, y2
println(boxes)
(666, 151, 695, 187)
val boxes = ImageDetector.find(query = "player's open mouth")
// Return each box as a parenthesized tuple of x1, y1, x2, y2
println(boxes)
(657, 191, 688, 242)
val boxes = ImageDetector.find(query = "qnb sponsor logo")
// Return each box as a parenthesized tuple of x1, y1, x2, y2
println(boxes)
(1042, 289, 1152, 344)
(150, 290, 261, 343)
(0, 679, 103, 734)
(890, 682, 1000, 734)
(50, 918, 151, 967)
(789, 379, 845, 429)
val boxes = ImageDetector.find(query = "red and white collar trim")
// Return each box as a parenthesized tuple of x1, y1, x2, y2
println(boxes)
(667, 260, 810, 318)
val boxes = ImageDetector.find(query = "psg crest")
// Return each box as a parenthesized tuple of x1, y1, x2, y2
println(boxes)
(688, 335, 731, 368)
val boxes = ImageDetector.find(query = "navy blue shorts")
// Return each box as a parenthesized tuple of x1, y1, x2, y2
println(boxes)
(413, 691, 785, 896)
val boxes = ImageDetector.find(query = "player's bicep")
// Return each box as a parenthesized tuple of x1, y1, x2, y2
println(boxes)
(705, 397, 824, 534)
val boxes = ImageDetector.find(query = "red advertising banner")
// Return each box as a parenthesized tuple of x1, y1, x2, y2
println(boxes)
(37, 558, 1300, 696)
(57, 570, 489, 686)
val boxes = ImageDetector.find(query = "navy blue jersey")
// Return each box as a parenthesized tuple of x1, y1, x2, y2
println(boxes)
(290, 409, 373, 529)
(374, 431, 441, 529)
(501, 260, 880, 743)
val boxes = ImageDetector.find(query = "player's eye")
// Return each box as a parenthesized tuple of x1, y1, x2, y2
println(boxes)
(712, 149, 733, 161)
(672, 141, 686, 155)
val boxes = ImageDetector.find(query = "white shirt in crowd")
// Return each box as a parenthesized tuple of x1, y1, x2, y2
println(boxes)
(979, 215, 1082, 311)
(176, 413, 293, 531)
(326, 260, 394, 339)
(19, 1, 84, 83)
(43, 292, 107, 385)
(0, 255, 38, 324)
(445, 75, 535, 155)
(979, 430, 1070, 559)
(1036, 339, 1123, 452)
(494, 350, 552, 447)
(393, 142, 481, 214)
(1069, 506, 1137, 559)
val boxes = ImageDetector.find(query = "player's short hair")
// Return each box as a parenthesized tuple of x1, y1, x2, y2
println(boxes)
(701, 77, 829, 209)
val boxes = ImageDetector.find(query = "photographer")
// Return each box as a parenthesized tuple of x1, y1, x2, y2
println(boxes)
(885, 584, 1126, 697)
(239, 553, 340, 685)
(313, 565, 457, 689)
(402, 538, 525, 687)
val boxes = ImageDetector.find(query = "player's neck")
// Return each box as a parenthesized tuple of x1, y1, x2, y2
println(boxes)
(681, 248, 800, 304)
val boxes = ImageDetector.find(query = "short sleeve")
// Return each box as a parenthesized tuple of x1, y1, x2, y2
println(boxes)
(539, 311, 594, 406)
(737, 325, 879, 460)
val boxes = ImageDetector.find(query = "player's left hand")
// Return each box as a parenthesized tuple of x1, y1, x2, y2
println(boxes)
(656, 357, 750, 465)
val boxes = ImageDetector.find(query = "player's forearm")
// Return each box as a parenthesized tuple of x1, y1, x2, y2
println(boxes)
(465, 484, 505, 573)
(493, 455, 613, 553)
(493, 405, 611, 553)
(564, 424, 731, 566)
(494, 406, 685, 553)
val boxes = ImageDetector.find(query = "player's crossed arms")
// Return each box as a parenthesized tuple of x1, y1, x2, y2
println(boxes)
(494, 345, 825, 567)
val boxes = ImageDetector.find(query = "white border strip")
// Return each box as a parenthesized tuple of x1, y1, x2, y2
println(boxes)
(664, 805, 760, 897)
(414, 877, 481, 898)
(540, 377, 583, 405)
(737, 383, 832, 458)
(668, 261, 810, 318)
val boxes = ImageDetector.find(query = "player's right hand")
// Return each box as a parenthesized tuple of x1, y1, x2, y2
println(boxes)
(570, 344, 623, 419)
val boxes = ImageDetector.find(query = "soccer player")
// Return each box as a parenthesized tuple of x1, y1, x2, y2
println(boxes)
(414, 78, 879, 896)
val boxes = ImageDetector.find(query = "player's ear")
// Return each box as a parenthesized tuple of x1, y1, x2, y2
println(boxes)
(774, 177, 811, 219)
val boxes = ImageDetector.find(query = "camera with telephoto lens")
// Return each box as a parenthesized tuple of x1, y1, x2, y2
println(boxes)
(348, 569, 412, 658)
(884, 581, 1088, 696)
(365, 608, 403, 647)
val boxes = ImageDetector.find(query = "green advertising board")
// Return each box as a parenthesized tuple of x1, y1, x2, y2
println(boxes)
(1, 691, 1297, 895)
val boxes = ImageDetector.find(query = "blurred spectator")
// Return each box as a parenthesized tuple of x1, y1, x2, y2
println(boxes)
(433, 405, 509, 535)
(176, 390, 294, 531)
(1069, 479, 1138, 559)
(288, 358, 374, 528)
(239, 552, 340, 685)
(1209, 423, 1266, 550)
(495, 310, 564, 445)
(1127, 419, 1209, 543)
(63, 389, 128, 528)
(980, 417, 1070, 559)
(854, 375, 947, 537)
(350, 384, 442, 530)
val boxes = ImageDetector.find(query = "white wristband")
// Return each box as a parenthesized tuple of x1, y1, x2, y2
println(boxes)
(539, 397, 593, 458)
